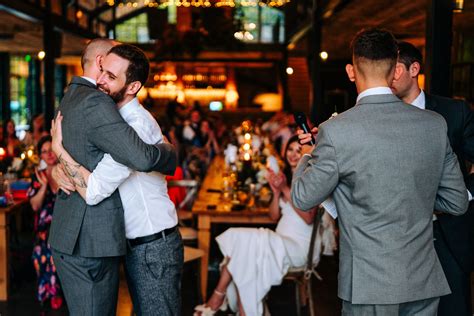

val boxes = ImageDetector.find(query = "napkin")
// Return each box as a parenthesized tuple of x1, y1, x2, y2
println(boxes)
(266, 155, 279, 173)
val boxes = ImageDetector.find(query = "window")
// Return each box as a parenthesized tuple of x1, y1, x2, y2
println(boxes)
(234, 5, 285, 44)
(115, 13, 151, 43)
(10, 56, 29, 131)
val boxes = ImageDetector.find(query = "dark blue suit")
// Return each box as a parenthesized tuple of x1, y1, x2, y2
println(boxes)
(426, 93, 474, 316)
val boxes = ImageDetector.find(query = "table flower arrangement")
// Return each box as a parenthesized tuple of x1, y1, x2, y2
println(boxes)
(223, 120, 284, 208)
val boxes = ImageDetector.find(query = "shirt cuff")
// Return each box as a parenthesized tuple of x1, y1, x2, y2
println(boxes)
(468, 189, 473, 202)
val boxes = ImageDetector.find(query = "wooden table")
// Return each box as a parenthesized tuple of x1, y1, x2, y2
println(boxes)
(0, 200, 28, 301)
(192, 156, 277, 301)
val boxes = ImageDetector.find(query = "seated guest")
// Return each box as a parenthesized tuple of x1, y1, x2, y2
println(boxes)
(23, 114, 49, 148)
(262, 111, 294, 157)
(4, 119, 22, 157)
(194, 135, 336, 316)
(166, 166, 187, 208)
(182, 109, 204, 147)
(27, 136, 63, 310)
(199, 119, 220, 162)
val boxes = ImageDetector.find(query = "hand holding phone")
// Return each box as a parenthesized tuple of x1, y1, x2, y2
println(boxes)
(293, 112, 316, 146)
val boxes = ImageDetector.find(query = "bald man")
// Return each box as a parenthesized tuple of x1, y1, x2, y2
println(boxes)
(49, 38, 177, 315)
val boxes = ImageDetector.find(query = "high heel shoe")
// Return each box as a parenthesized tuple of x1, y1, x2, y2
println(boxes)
(193, 289, 227, 316)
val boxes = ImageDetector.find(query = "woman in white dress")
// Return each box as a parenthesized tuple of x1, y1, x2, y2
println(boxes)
(194, 135, 337, 316)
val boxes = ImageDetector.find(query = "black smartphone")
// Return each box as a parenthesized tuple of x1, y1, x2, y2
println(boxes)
(293, 112, 315, 145)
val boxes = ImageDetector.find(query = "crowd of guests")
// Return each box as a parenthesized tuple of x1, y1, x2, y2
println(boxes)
(2, 27, 472, 316)
(0, 116, 64, 310)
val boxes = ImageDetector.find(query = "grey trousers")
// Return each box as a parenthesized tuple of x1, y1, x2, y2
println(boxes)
(125, 229, 184, 316)
(51, 248, 120, 316)
(342, 297, 440, 316)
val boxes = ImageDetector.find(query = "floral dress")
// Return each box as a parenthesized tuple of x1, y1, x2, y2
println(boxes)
(27, 174, 62, 304)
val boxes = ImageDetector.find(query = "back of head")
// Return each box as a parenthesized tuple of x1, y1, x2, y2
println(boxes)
(107, 44, 150, 88)
(397, 41, 423, 71)
(351, 28, 398, 80)
(81, 38, 117, 71)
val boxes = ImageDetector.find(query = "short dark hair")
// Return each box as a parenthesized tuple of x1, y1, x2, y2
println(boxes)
(37, 135, 52, 154)
(351, 28, 398, 62)
(397, 41, 423, 70)
(108, 44, 150, 87)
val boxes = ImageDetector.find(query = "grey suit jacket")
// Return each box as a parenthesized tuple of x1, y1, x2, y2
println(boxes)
(49, 76, 177, 257)
(291, 94, 468, 304)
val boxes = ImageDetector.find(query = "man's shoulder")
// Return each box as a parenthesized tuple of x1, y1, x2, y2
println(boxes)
(319, 106, 360, 130)
(128, 105, 159, 127)
(65, 82, 112, 105)
(428, 94, 468, 111)
(126, 105, 162, 142)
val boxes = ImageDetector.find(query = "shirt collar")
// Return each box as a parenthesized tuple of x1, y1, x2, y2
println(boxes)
(81, 76, 96, 86)
(119, 97, 140, 121)
(411, 90, 425, 110)
(356, 87, 393, 103)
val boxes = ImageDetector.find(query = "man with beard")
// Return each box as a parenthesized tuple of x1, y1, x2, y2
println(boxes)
(49, 39, 177, 315)
(52, 44, 183, 316)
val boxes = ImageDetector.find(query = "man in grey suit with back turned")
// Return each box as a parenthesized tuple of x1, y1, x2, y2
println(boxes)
(291, 28, 468, 315)
(48, 38, 177, 315)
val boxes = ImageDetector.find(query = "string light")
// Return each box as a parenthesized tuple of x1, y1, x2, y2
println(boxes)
(38, 51, 46, 60)
(110, 0, 289, 8)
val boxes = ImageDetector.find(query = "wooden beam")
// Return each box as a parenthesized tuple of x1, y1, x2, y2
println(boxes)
(0, 53, 10, 121)
(0, 0, 43, 23)
(0, 0, 100, 39)
(310, 0, 324, 124)
(43, 0, 55, 129)
(107, 7, 148, 27)
(89, 2, 115, 19)
(425, 0, 453, 97)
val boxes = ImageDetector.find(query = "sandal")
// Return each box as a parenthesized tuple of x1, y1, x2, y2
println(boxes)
(193, 290, 228, 315)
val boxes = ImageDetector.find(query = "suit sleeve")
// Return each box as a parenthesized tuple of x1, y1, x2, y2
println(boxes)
(435, 133, 469, 215)
(291, 125, 339, 211)
(461, 101, 474, 162)
(86, 154, 132, 205)
(83, 93, 177, 175)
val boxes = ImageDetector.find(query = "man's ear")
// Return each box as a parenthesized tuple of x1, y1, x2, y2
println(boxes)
(409, 62, 421, 78)
(95, 55, 103, 70)
(345, 64, 355, 82)
(127, 81, 142, 96)
(394, 63, 404, 81)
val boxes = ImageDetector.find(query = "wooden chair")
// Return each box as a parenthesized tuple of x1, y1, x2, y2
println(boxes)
(167, 179, 199, 242)
(184, 246, 205, 304)
(282, 207, 324, 316)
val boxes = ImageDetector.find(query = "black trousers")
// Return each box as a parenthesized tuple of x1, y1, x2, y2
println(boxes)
(433, 221, 472, 316)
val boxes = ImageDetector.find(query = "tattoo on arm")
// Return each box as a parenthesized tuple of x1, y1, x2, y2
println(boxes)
(58, 154, 88, 188)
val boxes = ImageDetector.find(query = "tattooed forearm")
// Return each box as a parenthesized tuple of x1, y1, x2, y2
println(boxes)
(58, 154, 88, 188)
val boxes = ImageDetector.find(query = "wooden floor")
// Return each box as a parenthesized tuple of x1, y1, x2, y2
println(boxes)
(0, 248, 473, 315)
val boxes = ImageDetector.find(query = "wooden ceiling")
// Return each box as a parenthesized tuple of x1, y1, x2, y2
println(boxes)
(0, 9, 88, 55)
(322, 0, 428, 59)
(0, 0, 472, 60)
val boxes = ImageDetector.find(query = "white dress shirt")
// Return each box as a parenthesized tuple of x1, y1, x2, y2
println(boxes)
(356, 86, 393, 103)
(411, 89, 425, 110)
(81, 76, 96, 86)
(85, 97, 177, 239)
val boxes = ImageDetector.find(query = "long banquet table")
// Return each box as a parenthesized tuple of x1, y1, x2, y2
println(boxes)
(191, 156, 277, 301)
(0, 200, 28, 301)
